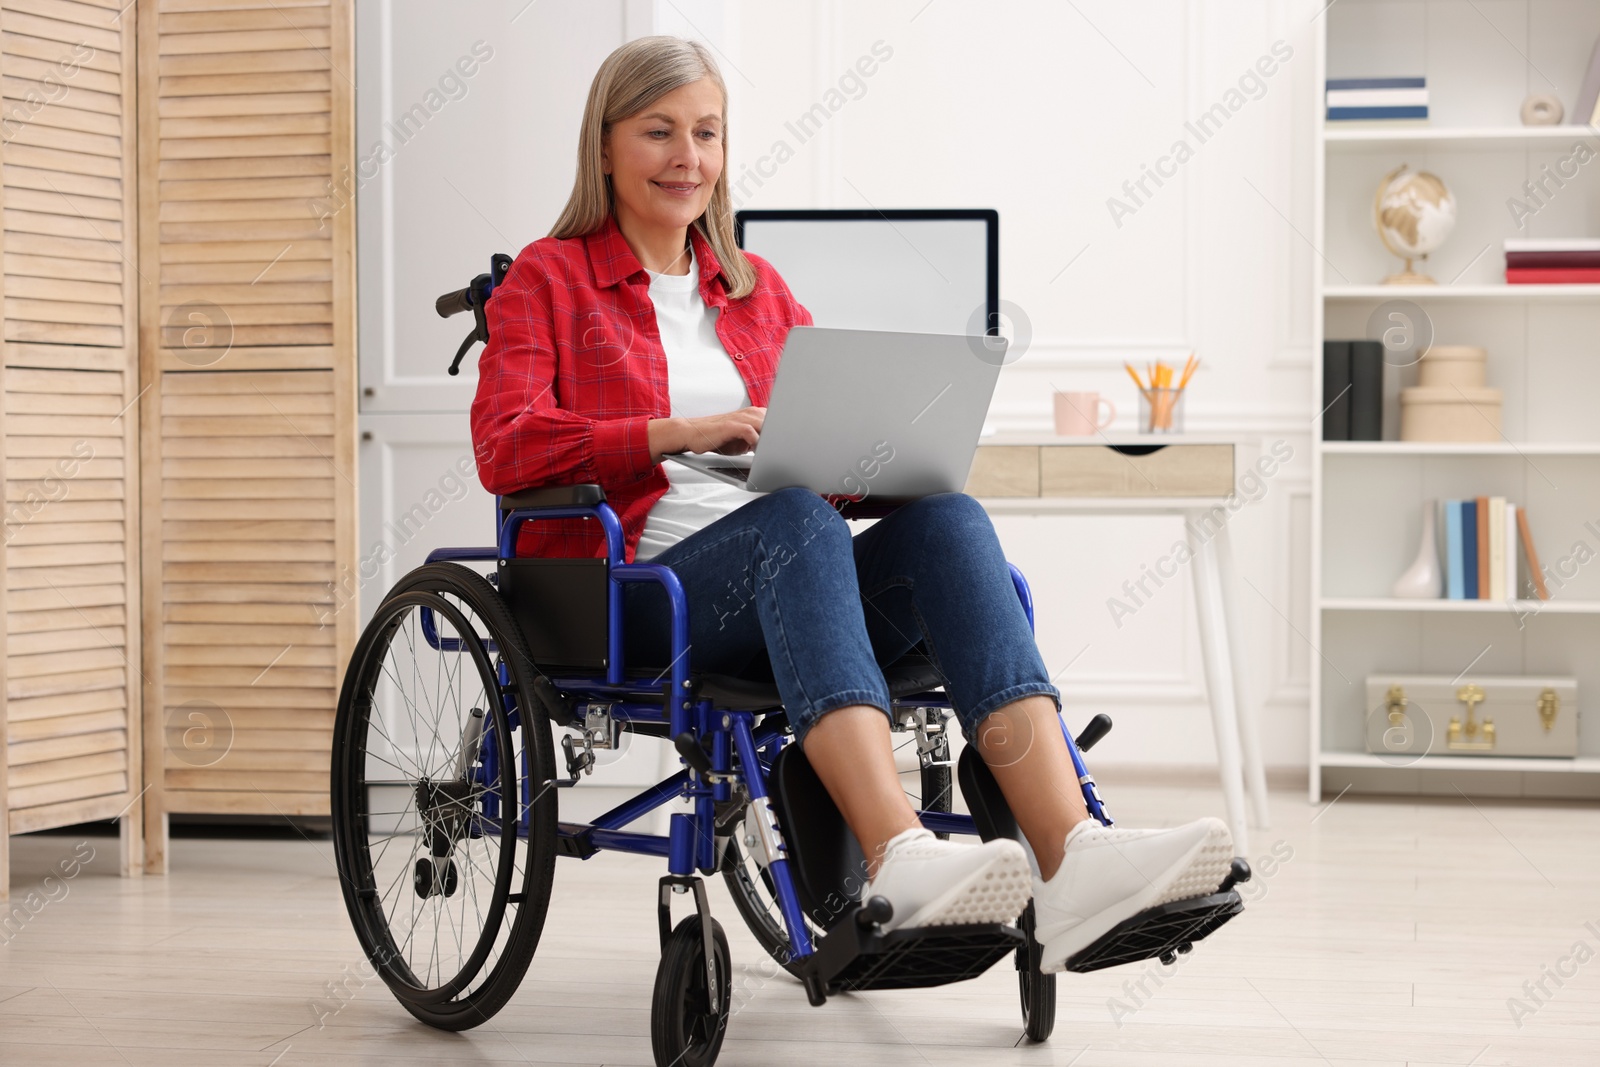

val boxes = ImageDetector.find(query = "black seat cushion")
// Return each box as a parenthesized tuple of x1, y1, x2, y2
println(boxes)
(691, 652, 943, 710)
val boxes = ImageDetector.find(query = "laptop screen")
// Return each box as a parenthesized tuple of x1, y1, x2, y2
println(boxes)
(736, 209, 997, 338)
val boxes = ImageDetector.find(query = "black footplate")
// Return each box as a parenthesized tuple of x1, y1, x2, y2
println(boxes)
(800, 905, 1025, 995)
(1063, 886, 1245, 973)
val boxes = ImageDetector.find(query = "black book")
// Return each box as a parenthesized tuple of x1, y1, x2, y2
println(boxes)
(1321, 340, 1351, 441)
(1349, 339, 1383, 441)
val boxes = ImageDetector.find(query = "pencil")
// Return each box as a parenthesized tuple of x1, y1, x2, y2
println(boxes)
(1179, 354, 1198, 390)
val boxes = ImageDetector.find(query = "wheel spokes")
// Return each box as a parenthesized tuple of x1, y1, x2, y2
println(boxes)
(350, 592, 519, 999)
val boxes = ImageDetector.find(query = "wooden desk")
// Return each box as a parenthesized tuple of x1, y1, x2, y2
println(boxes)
(965, 434, 1269, 850)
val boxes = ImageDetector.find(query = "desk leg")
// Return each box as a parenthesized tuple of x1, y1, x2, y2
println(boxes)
(1215, 520, 1271, 830)
(1188, 516, 1251, 856)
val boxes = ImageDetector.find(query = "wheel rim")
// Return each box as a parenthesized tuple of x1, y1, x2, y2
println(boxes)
(333, 588, 532, 1005)
(680, 952, 719, 1048)
(668, 924, 728, 1061)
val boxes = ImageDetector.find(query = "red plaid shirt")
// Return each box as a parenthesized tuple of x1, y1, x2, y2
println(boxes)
(470, 212, 813, 562)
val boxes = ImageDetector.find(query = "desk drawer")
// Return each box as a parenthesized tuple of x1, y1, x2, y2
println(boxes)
(966, 443, 1234, 498)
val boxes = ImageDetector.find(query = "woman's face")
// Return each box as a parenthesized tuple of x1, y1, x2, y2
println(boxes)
(603, 76, 724, 237)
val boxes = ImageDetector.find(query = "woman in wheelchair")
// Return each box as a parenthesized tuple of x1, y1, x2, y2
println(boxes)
(331, 34, 1248, 1063)
(469, 36, 1234, 970)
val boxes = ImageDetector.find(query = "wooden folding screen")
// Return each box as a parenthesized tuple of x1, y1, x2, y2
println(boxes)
(0, 0, 354, 895)
(135, 0, 355, 871)
(1, 0, 143, 892)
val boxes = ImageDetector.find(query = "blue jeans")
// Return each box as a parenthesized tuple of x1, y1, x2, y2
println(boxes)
(621, 487, 1061, 744)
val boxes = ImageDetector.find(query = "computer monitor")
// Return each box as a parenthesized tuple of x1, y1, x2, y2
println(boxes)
(735, 208, 998, 337)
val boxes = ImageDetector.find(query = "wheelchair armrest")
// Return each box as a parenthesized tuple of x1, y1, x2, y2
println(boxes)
(499, 484, 607, 510)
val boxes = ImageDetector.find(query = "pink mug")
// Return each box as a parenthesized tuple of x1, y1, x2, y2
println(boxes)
(1054, 391, 1116, 435)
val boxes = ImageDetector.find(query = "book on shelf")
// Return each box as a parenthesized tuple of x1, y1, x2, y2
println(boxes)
(1321, 340, 1351, 441)
(1476, 495, 1490, 599)
(1435, 497, 1547, 601)
(1504, 238, 1600, 253)
(1578, 36, 1600, 131)
(1322, 338, 1382, 441)
(1505, 252, 1600, 269)
(1501, 240, 1600, 284)
(1445, 500, 1464, 600)
(1488, 496, 1505, 601)
(1325, 77, 1427, 122)
(1349, 340, 1383, 440)
(1506, 268, 1600, 284)
(1518, 508, 1549, 600)
(1462, 500, 1479, 599)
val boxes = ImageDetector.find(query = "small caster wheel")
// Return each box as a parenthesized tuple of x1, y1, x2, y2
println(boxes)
(1177, 941, 1193, 954)
(651, 915, 731, 1067)
(1159, 950, 1177, 965)
(1016, 902, 1056, 1043)
(441, 859, 458, 898)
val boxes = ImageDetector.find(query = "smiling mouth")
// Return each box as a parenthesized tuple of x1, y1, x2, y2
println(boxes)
(653, 181, 699, 192)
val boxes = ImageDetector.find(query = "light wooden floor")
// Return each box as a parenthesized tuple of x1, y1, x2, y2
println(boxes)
(2, 779, 1598, 1066)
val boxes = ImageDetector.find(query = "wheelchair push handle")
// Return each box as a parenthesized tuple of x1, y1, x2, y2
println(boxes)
(439, 252, 513, 376)
(435, 286, 474, 319)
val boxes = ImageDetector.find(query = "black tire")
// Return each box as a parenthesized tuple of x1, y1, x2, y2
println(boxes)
(331, 562, 558, 1030)
(920, 738, 954, 840)
(651, 916, 732, 1067)
(1017, 902, 1057, 1042)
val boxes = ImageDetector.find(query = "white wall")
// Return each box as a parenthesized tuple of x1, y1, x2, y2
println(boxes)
(354, 0, 1323, 776)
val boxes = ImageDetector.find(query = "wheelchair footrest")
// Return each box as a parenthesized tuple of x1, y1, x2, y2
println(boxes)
(800, 905, 1025, 995)
(1062, 887, 1244, 973)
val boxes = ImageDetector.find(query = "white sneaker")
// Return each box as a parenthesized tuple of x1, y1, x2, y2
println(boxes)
(861, 827, 1032, 932)
(1033, 816, 1233, 973)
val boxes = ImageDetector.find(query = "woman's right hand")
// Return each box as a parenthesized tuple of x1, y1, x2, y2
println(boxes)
(647, 406, 765, 463)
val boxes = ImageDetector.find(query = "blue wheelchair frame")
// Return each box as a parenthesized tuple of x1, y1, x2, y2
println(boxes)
(418, 493, 1113, 969)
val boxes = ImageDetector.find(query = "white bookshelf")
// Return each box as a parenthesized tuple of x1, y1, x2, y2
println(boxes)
(1326, 124, 1600, 148)
(1321, 442, 1600, 455)
(1311, 2, 1600, 802)
(1325, 284, 1600, 300)
(1321, 597, 1600, 615)
(1321, 752, 1600, 774)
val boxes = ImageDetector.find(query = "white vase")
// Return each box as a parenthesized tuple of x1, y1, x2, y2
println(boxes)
(1391, 500, 1442, 598)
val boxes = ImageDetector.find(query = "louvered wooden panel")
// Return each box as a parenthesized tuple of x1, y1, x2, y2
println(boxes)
(153, 368, 338, 815)
(136, 0, 354, 854)
(151, 0, 336, 355)
(0, 0, 141, 877)
(4, 365, 134, 825)
(1, 0, 131, 350)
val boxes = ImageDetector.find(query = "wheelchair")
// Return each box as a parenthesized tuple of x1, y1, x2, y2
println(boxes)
(329, 255, 1252, 1066)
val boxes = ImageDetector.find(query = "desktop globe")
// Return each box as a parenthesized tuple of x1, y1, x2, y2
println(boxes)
(1373, 164, 1456, 284)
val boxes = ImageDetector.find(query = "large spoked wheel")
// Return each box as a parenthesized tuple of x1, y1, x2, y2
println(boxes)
(331, 562, 558, 1030)
(1017, 901, 1057, 1042)
(721, 709, 954, 971)
(651, 916, 732, 1067)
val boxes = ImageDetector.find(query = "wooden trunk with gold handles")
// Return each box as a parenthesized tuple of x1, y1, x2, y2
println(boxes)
(1365, 675, 1579, 758)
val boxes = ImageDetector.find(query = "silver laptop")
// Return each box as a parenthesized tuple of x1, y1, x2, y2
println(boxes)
(667, 326, 1005, 499)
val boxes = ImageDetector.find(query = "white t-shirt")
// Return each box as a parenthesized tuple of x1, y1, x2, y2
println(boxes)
(634, 245, 763, 562)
